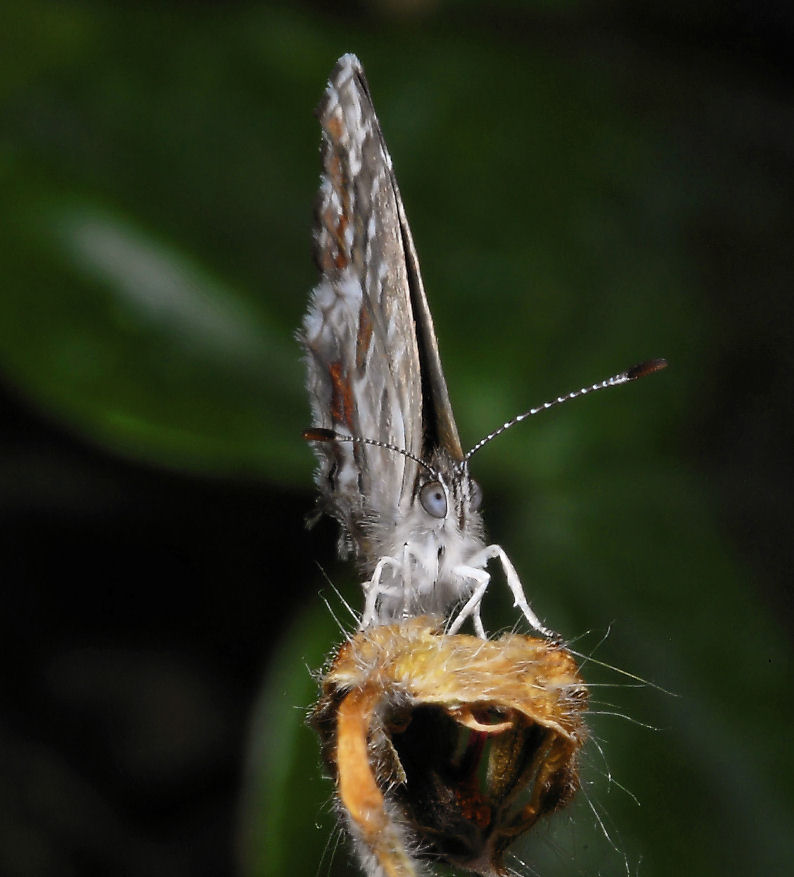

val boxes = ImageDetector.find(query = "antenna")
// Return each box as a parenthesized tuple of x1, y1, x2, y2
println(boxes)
(302, 427, 437, 476)
(463, 358, 667, 462)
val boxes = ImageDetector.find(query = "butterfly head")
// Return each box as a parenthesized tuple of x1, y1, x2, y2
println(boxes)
(302, 428, 485, 541)
(417, 450, 483, 535)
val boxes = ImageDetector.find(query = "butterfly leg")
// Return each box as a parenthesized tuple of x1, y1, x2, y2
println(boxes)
(469, 544, 556, 638)
(447, 568, 490, 638)
(399, 543, 413, 619)
(361, 555, 403, 627)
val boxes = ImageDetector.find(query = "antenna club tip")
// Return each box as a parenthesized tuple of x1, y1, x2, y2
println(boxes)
(626, 358, 668, 381)
(302, 427, 338, 442)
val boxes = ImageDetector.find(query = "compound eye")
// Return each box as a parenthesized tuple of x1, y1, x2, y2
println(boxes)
(419, 481, 447, 518)
(469, 479, 483, 512)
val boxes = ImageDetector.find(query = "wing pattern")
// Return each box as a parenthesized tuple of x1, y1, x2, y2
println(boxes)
(302, 55, 424, 568)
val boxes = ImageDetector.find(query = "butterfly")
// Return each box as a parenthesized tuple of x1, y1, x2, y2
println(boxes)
(301, 53, 552, 639)
(300, 54, 664, 638)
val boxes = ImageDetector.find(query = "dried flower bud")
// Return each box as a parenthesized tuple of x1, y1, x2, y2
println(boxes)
(311, 618, 588, 876)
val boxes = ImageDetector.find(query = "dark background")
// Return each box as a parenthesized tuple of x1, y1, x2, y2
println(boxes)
(1, 2, 792, 876)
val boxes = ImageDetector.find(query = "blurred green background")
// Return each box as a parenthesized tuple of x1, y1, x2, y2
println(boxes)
(2, 2, 792, 876)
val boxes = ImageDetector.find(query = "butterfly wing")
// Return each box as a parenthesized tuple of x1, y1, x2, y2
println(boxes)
(302, 54, 461, 570)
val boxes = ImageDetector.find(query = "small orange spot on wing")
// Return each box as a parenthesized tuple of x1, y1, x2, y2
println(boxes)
(356, 305, 374, 369)
(329, 361, 356, 431)
(326, 114, 343, 142)
(320, 150, 351, 270)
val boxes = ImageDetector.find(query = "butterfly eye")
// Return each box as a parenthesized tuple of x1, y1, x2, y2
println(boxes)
(419, 481, 447, 518)
(469, 479, 483, 512)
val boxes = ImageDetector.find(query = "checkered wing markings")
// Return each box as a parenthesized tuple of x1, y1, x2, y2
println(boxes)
(302, 55, 423, 566)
